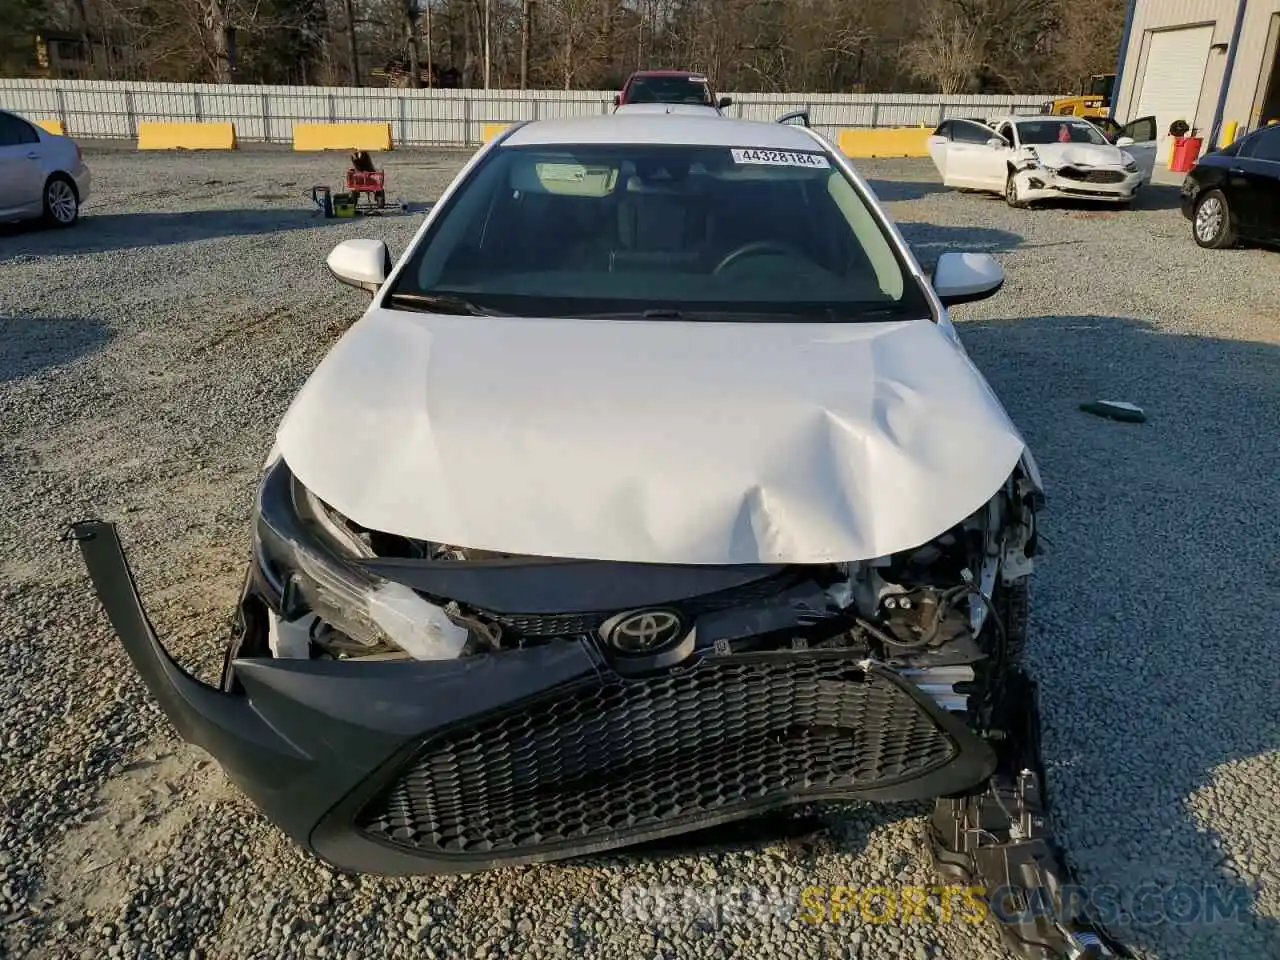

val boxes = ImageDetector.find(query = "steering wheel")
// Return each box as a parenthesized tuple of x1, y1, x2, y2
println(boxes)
(712, 240, 806, 276)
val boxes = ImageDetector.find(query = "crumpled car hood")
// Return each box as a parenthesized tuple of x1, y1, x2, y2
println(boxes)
(1029, 142, 1125, 168)
(275, 310, 1027, 565)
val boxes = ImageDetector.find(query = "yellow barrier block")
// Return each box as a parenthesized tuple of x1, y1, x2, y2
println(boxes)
(481, 123, 509, 144)
(292, 122, 392, 151)
(1221, 120, 1239, 146)
(838, 127, 933, 159)
(137, 121, 237, 150)
(35, 119, 66, 136)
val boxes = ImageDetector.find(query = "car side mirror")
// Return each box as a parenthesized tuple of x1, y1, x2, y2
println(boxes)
(932, 252, 1005, 307)
(986, 137, 1005, 149)
(613, 94, 621, 106)
(326, 239, 391, 294)
(718, 96, 733, 109)
(1115, 136, 1135, 147)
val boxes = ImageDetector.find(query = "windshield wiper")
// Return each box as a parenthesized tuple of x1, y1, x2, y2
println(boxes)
(385, 292, 499, 316)
(481, 305, 904, 323)
(574, 308, 692, 321)
(589, 307, 902, 322)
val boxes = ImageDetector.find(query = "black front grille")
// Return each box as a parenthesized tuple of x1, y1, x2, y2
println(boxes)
(357, 655, 962, 857)
(1059, 167, 1125, 184)
(486, 610, 603, 637)
(483, 569, 806, 637)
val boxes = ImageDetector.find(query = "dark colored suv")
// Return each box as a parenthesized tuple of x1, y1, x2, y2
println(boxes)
(1181, 125, 1280, 249)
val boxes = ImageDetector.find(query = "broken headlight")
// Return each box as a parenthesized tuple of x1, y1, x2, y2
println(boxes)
(252, 456, 467, 660)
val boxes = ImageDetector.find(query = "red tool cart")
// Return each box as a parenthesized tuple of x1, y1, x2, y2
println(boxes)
(345, 150, 387, 210)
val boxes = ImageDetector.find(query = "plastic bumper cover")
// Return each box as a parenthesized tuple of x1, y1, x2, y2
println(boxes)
(71, 520, 998, 876)
(1015, 168, 1144, 204)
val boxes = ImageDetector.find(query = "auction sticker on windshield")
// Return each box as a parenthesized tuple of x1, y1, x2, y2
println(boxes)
(732, 148, 831, 168)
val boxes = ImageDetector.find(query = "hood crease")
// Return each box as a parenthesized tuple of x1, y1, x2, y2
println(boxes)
(276, 311, 1027, 565)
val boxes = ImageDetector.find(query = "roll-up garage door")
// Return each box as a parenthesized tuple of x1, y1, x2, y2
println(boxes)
(1134, 25, 1214, 163)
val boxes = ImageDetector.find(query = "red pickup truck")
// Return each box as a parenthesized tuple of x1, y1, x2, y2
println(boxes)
(613, 70, 734, 114)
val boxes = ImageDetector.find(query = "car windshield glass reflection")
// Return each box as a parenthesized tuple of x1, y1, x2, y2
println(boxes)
(1017, 121, 1110, 146)
(389, 143, 930, 322)
(628, 77, 714, 106)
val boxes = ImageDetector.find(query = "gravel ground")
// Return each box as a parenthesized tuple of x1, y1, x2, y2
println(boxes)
(1, 145, 1278, 960)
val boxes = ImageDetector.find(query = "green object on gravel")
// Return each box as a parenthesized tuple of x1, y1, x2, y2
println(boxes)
(1079, 400, 1147, 423)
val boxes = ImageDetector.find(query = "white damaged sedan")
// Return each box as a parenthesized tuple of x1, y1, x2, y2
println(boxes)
(928, 114, 1159, 208)
(71, 114, 1126, 959)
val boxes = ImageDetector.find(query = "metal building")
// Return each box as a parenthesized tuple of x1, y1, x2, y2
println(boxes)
(1112, 0, 1280, 152)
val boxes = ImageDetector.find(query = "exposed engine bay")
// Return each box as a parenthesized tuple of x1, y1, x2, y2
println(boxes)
(235, 455, 1042, 729)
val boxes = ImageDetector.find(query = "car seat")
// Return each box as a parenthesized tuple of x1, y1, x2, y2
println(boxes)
(610, 174, 708, 272)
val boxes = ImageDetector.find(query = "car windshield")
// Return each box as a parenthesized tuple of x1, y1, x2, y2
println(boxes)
(1016, 120, 1110, 146)
(626, 76, 714, 106)
(387, 143, 930, 321)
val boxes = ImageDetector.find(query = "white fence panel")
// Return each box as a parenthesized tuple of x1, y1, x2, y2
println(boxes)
(0, 78, 1058, 146)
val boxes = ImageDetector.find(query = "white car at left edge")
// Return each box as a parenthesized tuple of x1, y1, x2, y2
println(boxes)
(0, 108, 92, 227)
(927, 113, 1158, 208)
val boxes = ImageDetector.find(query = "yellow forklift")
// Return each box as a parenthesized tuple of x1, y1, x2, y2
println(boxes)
(1039, 74, 1123, 140)
(1041, 74, 1117, 119)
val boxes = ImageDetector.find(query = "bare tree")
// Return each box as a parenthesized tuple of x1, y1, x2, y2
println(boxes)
(424, 0, 433, 85)
(22, 0, 1129, 95)
(402, 0, 422, 86)
(519, 0, 530, 88)
(481, 0, 491, 86)
(1041, 0, 1127, 91)
(342, 0, 361, 82)
(543, 0, 601, 90)
(903, 2, 984, 93)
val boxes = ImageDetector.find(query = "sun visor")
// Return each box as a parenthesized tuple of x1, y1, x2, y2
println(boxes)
(510, 159, 619, 198)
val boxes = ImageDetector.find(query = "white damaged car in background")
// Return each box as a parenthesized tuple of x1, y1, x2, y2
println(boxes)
(928, 114, 1158, 208)
(69, 113, 1127, 960)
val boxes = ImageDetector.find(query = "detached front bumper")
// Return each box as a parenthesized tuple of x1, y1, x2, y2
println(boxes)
(71, 520, 998, 876)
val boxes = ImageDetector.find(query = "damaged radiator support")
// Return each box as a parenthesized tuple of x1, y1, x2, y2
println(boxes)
(898, 665, 974, 713)
(927, 669, 1132, 960)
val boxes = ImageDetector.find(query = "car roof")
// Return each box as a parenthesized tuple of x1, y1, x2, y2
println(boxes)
(995, 114, 1091, 125)
(502, 114, 823, 150)
(629, 70, 708, 79)
(612, 103, 723, 116)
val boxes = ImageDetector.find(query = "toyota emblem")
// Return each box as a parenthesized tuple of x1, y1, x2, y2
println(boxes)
(604, 608, 686, 653)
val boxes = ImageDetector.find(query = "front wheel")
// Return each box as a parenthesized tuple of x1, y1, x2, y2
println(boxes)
(1192, 189, 1235, 249)
(42, 175, 80, 227)
(1004, 172, 1028, 209)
